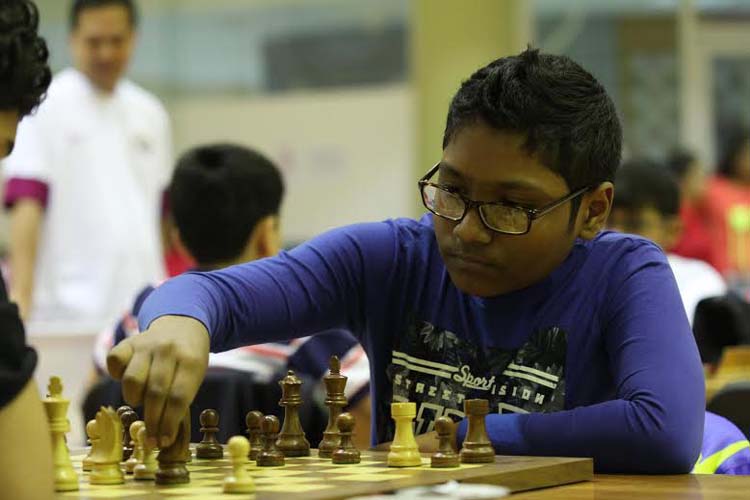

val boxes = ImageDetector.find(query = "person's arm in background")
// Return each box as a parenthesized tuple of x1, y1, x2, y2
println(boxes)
(0, 378, 54, 500)
(455, 244, 705, 474)
(7, 197, 43, 319)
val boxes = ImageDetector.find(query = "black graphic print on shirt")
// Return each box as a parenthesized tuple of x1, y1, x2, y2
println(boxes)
(377, 317, 567, 443)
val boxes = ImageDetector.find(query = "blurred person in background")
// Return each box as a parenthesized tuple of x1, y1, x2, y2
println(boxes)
(0, 0, 54, 497)
(2, 0, 172, 331)
(609, 159, 726, 325)
(667, 149, 712, 264)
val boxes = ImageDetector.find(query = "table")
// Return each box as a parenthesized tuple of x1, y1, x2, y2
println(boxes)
(513, 473, 750, 499)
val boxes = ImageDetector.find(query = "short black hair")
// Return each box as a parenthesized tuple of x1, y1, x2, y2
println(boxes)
(444, 47, 622, 198)
(716, 121, 749, 179)
(666, 148, 697, 181)
(0, 0, 51, 116)
(613, 159, 680, 217)
(70, 0, 138, 30)
(169, 144, 284, 266)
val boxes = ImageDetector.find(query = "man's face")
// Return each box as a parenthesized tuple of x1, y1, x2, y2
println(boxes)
(433, 124, 583, 297)
(70, 5, 135, 92)
(0, 109, 19, 158)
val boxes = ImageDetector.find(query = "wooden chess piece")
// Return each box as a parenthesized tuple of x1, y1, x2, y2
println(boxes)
(332, 413, 360, 464)
(82, 419, 98, 472)
(119, 409, 138, 462)
(116, 405, 133, 420)
(245, 410, 263, 461)
(276, 370, 310, 457)
(256, 415, 284, 466)
(156, 409, 191, 485)
(223, 436, 255, 494)
(42, 376, 79, 491)
(196, 409, 223, 459)
(318, 356, 348, 458)
(459, 399, 495, 463)
(431, 416, 459, 468)
(125, 421, 145, 473)
(133, 426, 157, 480)
(387, 402, 422, 467)
(90, 406, 125, 485)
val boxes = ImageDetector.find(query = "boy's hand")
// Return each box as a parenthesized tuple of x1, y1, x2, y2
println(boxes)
(106, 315, 210, 448)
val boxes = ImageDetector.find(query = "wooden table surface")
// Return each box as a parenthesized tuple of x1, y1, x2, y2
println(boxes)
(512, 473, 750, 499)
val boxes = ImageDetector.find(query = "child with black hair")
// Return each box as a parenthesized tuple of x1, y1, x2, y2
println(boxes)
(667, 149, 712, 263)
(0, 0, 53, 497)
(107, 49, 705, 474)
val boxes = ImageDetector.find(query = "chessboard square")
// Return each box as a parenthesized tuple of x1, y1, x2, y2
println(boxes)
(159, 485, 224, 496)
(316, 460, 380, 467)
(254, 476, 322, 485)
(336, 473, 413, 482)
(418, 463, 484, 471)
(321, 466, 390, 474)
(250, 469, 309, 478)
(62, 489, 148, 498)
(259, 483, 332, 492)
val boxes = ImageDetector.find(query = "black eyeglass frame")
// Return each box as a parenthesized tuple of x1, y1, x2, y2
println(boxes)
(418, 162, 592, 235)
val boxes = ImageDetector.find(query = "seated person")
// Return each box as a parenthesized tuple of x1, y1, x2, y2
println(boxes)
(108, 49, 705, 473)
(92, 144, 370, 446)
(695, 412, 750, 475)
(609, 159, 726, 325)
(667, 149, 712, 263)
(0, 0, 53, 497)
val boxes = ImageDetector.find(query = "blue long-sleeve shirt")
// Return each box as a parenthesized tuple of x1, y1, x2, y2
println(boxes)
(139, 215, 705, 473)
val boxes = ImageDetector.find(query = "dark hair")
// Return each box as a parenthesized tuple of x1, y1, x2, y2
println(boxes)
(0, 0, 51, 116)
(666, 148, 696, 181)
(169, 144, 284, 266)
(70, 0, 138, 29)
(613, 159, 680, 217)
(716, 121, 749, 179)
(443, 48, 622, 219)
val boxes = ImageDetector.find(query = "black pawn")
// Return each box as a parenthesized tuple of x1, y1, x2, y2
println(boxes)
(332, 413, 360, 464)
(256, 415, 284, 467)
(196, 409, 223, 459)
(245, 410, 263, 461)
(431, 416, 459, 467)
(119, 409, 138, 462)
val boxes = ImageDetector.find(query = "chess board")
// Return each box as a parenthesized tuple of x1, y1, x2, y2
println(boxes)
(59, 448, 592, 500)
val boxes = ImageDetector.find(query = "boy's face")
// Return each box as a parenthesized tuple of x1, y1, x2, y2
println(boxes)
(0, 109, 19, 158)
(434, 124, 586, 297)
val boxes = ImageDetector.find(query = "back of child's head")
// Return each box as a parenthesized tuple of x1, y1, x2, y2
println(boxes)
(717, 121, 750, 179)
(613, 159, 680, 217)
(666, 149, 697, 182)
(0, 0, 51, 116)
(169, 143, 284, 266)
(443, 47, 622, 194)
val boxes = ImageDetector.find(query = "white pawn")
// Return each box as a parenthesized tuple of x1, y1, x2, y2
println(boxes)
(223, 436, 255, 494)
(82, 419, 99, 472)
(125, 421, 145, 474)
(133, 426, 157, 480)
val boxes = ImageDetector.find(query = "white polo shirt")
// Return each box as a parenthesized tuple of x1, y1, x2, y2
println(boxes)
(3, 68, 172, 335)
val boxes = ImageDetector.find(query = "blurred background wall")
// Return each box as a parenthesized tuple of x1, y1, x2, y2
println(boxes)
(5, 0, 750, 444)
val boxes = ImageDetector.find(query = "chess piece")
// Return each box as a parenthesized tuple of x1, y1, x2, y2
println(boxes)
(156, 409, 191, 484)
(276, 370, 310, 456)
(459, 399, 495, 463)
(90, 406, 125, 484)
(223, 436, 255, 494)
(245, 410, 263, 461)
(431, 416, 459, 468)
(119, 409, 138, 462)
(125, 421, 145, 473)
(257, 415, 284, 466)
(387, 402, 422, 467)
(332, 413, 360, 464)
(82, 419, 99, 472)
(116, 405, 133, 422)
(42, 376, 79, 491)
(196, 408, 223, 459)
(134, 426, 157, 480)
(318, 356, 348, 458)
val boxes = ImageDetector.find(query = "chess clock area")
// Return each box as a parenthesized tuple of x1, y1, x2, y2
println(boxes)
(48, 357, 594, 499)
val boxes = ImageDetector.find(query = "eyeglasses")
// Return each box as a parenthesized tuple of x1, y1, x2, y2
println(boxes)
(418, 163, 591, 235)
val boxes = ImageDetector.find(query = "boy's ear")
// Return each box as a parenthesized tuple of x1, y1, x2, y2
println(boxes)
(169, 227, 194, 261)
(578, 182, 614, 240)
(251, 215, 281, 259)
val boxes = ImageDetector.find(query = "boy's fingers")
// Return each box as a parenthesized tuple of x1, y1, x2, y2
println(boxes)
(143, 346, 177, 445)
(107, 341, 134, 380)
(121, 350, 151, 407)
(158, 362, 202, 446)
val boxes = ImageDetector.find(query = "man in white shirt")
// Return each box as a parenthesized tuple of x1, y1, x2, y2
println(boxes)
(3, 0, 172, 333)
(609, 159, 727, 325)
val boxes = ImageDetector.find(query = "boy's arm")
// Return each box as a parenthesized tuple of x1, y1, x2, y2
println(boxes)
(108, 221, 399, 447)
(458, 247, 705, 474)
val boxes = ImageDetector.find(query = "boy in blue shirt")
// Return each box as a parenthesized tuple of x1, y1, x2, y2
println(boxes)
(107, 48, 704, 473)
